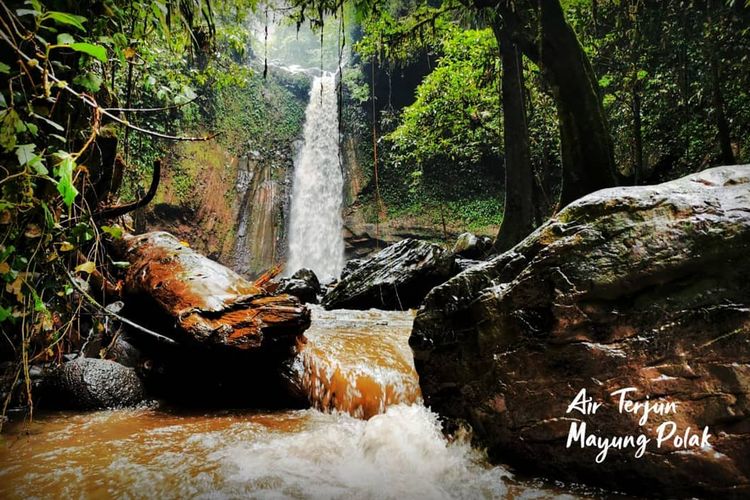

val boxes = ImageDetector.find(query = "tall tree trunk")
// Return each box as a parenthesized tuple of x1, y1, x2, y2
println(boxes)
(709, 52, 735, 165)
(537, 0, 618, 205)
(493, 24, 535, 253)
(499, 0, 619, 205)
(632, 85, 643, 183)
(706, 0, 735, 165)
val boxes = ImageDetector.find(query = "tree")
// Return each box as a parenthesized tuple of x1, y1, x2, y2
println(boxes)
(492, 19, 535, 252)
(491, 0, 619, 205)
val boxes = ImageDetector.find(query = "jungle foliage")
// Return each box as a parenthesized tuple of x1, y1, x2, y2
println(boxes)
(343, 0, 750, 239)
(0, 0, 261, 418)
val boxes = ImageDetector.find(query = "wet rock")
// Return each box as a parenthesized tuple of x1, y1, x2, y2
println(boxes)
(452, 232, 492, 259)
(279, 279, 318, 304)
(291, 268, 321, 293)
(117, 231, 310, 350)
(341, 258, 364, 280)
(322, 238, 457, 310)
(411, 166, 750, 498)
(44, 358, 145, 410)
(455, 258, 484, 272)
(276, 268, 321, 304)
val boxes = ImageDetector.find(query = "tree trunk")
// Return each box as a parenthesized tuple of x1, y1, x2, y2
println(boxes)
(710, 52, 735, 165)
(493, 24, 536, 253)
(632, 85, 644, 183)
(537, 0, 618, 204)
(498, 0, 618, 205)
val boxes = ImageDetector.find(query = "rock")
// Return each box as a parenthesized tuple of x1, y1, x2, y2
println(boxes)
(341, 258, 364, 280)
(322, 238, 457, 310)
(44, 358, 145, 410)
(452, 232, 492, 259)
(291, 267, 321, 294)
(410, 166, 750, 498)
(276, 268, 321, 304)
(117, 231, 310, 350)
(455, 258, 484, 272)
(278, 278, 318, 304)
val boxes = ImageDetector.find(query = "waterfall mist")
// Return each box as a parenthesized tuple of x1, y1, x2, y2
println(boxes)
(286, 73, 344, 279)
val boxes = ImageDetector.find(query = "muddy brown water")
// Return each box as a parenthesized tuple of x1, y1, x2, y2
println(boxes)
(0, 307, 608, 499)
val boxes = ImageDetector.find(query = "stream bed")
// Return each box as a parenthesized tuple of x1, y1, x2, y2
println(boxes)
(0, 307, 610, 499)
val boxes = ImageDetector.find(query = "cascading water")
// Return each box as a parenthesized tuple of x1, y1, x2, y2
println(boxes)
(286, 72, 345, 279)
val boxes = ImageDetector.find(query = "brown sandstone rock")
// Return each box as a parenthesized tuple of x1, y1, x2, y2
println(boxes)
(119, 231, 310, 350)
(411, 166, 750, 498)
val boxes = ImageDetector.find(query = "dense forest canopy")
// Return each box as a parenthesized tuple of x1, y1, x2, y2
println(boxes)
(1, 0, 749, 414)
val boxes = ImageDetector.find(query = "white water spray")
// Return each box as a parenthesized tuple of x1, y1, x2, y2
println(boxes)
(286, 73, 345, 279)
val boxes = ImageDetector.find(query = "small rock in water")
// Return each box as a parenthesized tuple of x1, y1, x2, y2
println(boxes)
(290, 268, 321, 294)
(279, 278, 319, 304)
(278, 268, 321, 304)
(43, 358, 145, 410)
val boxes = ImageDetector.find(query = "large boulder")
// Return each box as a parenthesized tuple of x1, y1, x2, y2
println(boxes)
(410, 166, 750, 498)
(44, 358, 145, 410)
(322, 238, 457, 310)
(117, 231, 310, 350)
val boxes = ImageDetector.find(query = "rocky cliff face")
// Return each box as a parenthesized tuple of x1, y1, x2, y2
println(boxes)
(142, 71, 307, 277)
(410, 166, 750, 498)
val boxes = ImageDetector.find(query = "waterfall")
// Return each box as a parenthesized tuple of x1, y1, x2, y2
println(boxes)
(286, 73, 345, 279)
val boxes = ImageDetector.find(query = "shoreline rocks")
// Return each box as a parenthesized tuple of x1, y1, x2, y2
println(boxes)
(118, 231, 311, 350)
(43, 358, 145, 410)
(410, 166, 750, 498)
(322, 238, 457, 310)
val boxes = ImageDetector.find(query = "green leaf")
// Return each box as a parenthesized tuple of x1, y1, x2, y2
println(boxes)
(17, 149, 48, 175)
(111, 261, 130, 269)
(44, 11, 87, 32)
(70, 43, 107, 62)
(15, 143, 36, 165)
(57, 33, 75, 45)
(31, 113, 65, 131)
(0, 93, 6, 108)
(0, 306, 11, 322)
(100, 225, 123, 239)
(16, 8, 40, 17)
(0, 62, 10, 74)
(25, 122, 38, 136)
(71, 222, 94, 243)
(56, 154, 79, 208)
(0, 108, 20, 151)
(73, 72, 103, 92)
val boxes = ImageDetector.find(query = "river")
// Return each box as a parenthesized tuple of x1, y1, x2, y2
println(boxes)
(0, 307, 606, 499)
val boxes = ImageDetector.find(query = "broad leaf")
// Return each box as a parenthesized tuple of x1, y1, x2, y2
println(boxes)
(73, 72, 103, 92)
(56, 33, 75, 45)
(70, 43, 107, 62)
(100, 225, 123, 239)
(56, 154, 79, 208)
(15, 143, 35, 166)
(45, 11, 87, 32)
(75, 261, 96, 274)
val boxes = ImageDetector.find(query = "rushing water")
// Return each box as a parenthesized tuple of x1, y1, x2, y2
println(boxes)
(286, 73, 345, 279)
(0, 308, 597, 499)
(294, 307, 422, 419)
(0, 405, 587, 500)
